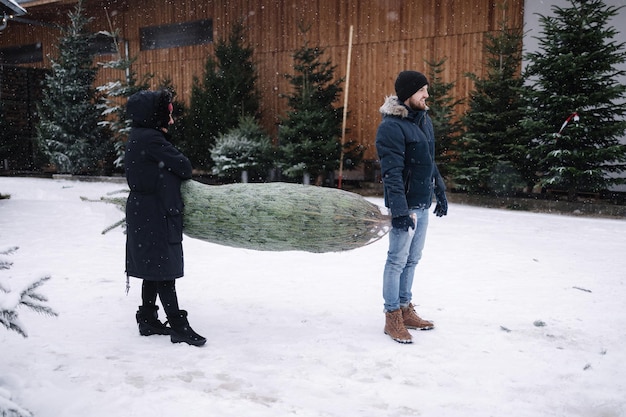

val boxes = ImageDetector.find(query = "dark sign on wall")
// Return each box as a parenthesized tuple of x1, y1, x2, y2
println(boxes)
(140, 19, 213, 51)
(0, 43, 43, 65)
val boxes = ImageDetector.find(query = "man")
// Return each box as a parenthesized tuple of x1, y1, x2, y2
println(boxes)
(375, 70, 448, 344)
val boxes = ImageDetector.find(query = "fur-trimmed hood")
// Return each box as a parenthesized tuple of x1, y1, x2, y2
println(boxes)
(379, 96, 409, 118)
(379, 95, 431, 128)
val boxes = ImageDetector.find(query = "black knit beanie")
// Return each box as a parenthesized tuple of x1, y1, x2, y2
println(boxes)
(395, 70, 428, 102)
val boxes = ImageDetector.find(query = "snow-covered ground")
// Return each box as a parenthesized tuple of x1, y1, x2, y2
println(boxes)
(1, 176, 625, 417)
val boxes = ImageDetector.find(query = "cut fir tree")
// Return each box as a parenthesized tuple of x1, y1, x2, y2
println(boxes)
(91, 181, 391, 253)
(181, 181, 390, 252)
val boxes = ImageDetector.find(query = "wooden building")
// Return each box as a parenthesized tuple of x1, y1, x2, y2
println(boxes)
(1, 0, 524, 177)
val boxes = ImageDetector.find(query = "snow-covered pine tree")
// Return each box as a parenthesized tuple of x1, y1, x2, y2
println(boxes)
(97, 23, 153, 171)
(185, 21, 260, 170)
(425, 57, 464, 181)
(524, 0, 626, 200)
(0, 249, 55, 417)
(0, 389, 33, 417)
(454, 5, 527, 195)
(210, 116, 273, 182)
(35, 0, 108, 175)
(0, 247, 57, 338)
(0, 246, 15, 270)
(278, 27, 344, 184)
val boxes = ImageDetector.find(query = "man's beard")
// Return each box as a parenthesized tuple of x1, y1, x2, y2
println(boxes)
(409, 101, 428, 111)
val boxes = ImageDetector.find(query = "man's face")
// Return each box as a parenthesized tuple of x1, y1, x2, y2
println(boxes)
(407, 85, 429, 110)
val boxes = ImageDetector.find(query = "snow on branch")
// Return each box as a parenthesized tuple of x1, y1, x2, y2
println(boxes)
(0, 247, 58, 338)
(0, 247, 18, 270)
(0, 386, 33, 417)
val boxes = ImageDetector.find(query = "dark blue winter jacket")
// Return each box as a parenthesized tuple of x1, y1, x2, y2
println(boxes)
(124, 90, 192, 281)
(375, 96, 445, 218)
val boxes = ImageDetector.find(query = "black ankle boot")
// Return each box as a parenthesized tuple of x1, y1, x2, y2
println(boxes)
(168, 310, 206, 346)
(136, 305, 170, 336)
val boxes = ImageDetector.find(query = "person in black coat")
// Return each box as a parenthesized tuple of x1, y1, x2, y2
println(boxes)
(125, 89, 205, 346)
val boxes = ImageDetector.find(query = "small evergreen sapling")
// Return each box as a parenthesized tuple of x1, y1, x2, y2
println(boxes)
(210, 116, 273, 182)
(0, 249, 40, 417)
(0, 247, 58, 338)
(278, 30, 344, 184)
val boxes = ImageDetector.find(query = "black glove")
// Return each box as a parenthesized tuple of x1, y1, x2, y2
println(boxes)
(392, 215, 415, 231)
(433, 193, 448, 217)
(433, 172, 448, 217)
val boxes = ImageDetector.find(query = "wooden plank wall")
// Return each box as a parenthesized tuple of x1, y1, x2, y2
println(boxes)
(2, 0, 524, 163)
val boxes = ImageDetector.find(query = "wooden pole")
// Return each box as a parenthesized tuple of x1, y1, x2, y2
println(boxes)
(338, 25, 353, 189)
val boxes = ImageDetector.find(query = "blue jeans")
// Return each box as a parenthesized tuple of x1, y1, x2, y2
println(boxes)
(383, 208, 429, 312)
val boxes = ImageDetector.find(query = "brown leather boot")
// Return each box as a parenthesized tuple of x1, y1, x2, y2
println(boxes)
(401, 303, 434, 330)
(384, 309, 412, 343)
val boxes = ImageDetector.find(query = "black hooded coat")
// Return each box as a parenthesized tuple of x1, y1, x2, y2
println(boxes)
(124, 90, 192, 281)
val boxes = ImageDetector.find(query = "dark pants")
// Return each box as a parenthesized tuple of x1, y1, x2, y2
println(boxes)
(141, 280, 180, 318)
